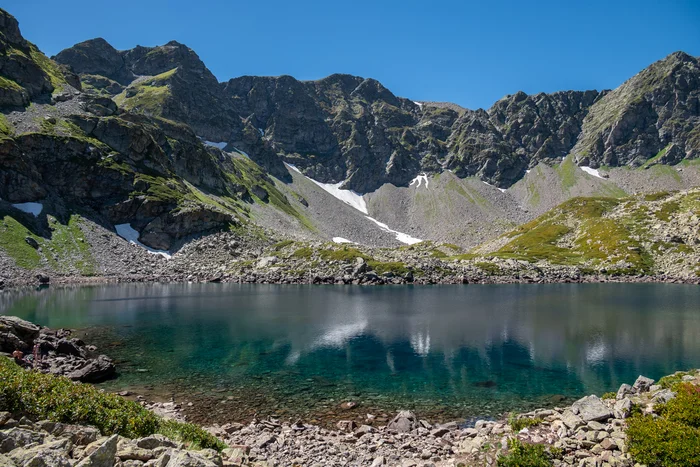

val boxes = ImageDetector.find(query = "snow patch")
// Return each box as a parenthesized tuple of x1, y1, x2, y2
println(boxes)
(332, 237, 354, 244)
(12, 202, 43, 216)
(409, 173, 429, 189)
(365, 216, 422, 245)
(203, 140, 227, 150)
(232, 147, 250, 158)
(258, 128, 265, 136)
(287, 163, 368, 214)
(482, 180, 507, 193)
(580, 166, 604, 179)
(526, 169, 531, 174)
(413, 101, 423, 108)
(115, 224, 172, 259)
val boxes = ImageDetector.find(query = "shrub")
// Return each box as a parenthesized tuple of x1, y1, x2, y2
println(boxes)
(497, 439, 552, 467)
(627, 416, 700, 467)
(508, 415, 543, 432)
(627, 382, 700, 466)
(658, 371, 691, 389)
(0, 358, 225, 451)
(601, 392, 616, 400)
(658, 383, 700, 428)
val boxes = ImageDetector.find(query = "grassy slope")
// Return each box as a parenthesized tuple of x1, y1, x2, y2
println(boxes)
(477, 189, 700, 275)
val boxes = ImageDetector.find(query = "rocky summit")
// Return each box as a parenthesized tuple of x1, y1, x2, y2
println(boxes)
(0, 5, 699, 287)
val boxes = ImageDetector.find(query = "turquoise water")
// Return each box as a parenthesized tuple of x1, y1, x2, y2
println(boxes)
(2, 283, 699, 423)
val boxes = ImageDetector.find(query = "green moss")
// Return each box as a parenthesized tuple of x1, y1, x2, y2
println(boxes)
(367, 260, 408, 276)
(43, 215, 96, 276)
(556, 156, 578, 190)
(496, 223, 576, 264)
(442, 243, 462, 251)
(0, 113, 14, 136)
(319, 247, 370, 262)
(655, 200, 681, 221)
(28, 44, 67, 91)
(641, 144, 672, 169)
(0, 358, 225, 450)
(475, 261, 502, 275)
(292, 247, 313, 259)
(602, 392, 616, 400)
(644, 191, 671, 201)
(272, 239, 295, 251)
(0, 215, 42, 269)
(0, 76, 22, 92)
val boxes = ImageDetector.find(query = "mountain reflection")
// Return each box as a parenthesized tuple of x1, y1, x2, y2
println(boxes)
(1, 283, 699, 402)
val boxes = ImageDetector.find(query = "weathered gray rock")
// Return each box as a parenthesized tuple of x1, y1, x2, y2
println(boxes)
(8, 438, 72, 467)
(632, 375, 655, 393)
(652, 389, 676, 404)
(387, 410, 419, 433)
(163, 450, 219, 467)
(136, 435, 177, 450)
(571, 395, 612, 422)
(76, 434, 118, 467)
(36, 421, 100, 445)
(560, 409, 585, 430)
(0, 428, 46, 453)
(616, 383, 633, 400)
(613, 398, 632, 419)
(0, 453, 16, 467)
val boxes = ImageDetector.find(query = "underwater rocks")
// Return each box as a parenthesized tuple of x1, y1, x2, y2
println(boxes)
(0, 316, 115, 383)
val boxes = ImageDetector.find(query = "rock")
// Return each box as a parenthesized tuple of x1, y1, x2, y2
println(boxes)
(36, 274, 50, 285)
(652, 389, 676, 404)
(571, 396, 612, 422)
(560, 410, 585, 429)
(616, 384, 633, 400)
(387, 411, 418, 433)
(117, 445, 154, 461)
(336, 420, 357, 432)
(76, 434, 118, 467)
(256, 256, 278, 268)
(164, 450, 219, 467)
(8, 438, 73, 467)
(632, 376, 655, 393)
(613, 398, 632, 419)
(0, 453, 15, 467)
(0, 316, 41, 343)
(67, 355, 116, 383)
(35, 421, 100, 445)
(24, 236, 39, 249)
(0, 413, 11, 427)
(136, 435, 178, 450)
(0, 428, 46, 453)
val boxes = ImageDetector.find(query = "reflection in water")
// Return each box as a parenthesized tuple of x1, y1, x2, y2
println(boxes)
(1, 283, 699, 419)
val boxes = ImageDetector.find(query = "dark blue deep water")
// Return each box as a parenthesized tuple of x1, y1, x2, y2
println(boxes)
(2, 283, 699, 422)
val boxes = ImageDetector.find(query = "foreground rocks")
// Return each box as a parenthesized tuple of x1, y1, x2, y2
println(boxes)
(0, 316, 115, 383)
(0, 415, 223, 467)
(198, 371, 698, 466)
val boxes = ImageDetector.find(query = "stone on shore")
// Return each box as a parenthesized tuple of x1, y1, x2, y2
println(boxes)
(571, 395, 612, 422)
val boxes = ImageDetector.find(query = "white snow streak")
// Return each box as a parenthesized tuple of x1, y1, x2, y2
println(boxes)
(115, 224, 171, 259)
(12, 202, 43, 216)
(413, 101, 423, 108)
(409, 173, 429, 188)
(580, 166, 604, 179)
(286, 164, 368, 214)
(365, 216, 422, 245)
(286, 163, 422, 245)
(203, 140, 227, 150)
(258, 128, 265, 136)
(332, 237, 355, 244)
(482, 180, 507, 193)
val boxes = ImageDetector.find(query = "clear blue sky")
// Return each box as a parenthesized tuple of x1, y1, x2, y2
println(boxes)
(5, 0, 700, 109)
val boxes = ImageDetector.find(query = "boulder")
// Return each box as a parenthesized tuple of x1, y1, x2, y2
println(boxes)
(571, 395, 612, 422)
(616, 383, 633, 400)
(387, 410, 418, 433)
(67, 355, 116, 383)
(35, 421, 100, 445)
(76, 434, 118, 467)
(0, 428, 46, 453)
(0, 316, 41, 343)
(613, 398, 632, 419)
(8, 438, 72, 467)
(632, 376, 655, 393)
(163, 450, 219, 467)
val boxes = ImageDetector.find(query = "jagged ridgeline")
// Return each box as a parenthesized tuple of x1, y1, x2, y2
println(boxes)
(0, 5, 699, 282)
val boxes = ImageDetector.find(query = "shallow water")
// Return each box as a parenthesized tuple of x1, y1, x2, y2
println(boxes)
(2, 283, 699, 423)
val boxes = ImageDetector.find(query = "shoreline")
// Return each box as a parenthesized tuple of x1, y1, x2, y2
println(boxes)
(2, 271, 699, 290)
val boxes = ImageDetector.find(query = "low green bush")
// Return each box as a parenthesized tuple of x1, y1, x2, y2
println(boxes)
(0, 358, 225, 451)
(627, 416, 700, 467)
(508, 415, 543, 432)
(497, 439, 552, 467)
(627, 382, 700, 466)
(601, 392, 616, 400)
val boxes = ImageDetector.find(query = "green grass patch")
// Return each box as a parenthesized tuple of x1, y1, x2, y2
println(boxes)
(28, 45, 67, 91)
(367, 260, 408, 276)
(655, 200, 681, 221)
(0, 215, 42, 269)
(508, 415, 543, 432)
(0, 113, 14, 137)
(272, 239, 295, 251)
(497, 439, 554, 467)
(475, 261, 502, 275)
(496, 223, 576, 264)
(0, 358, 225, 450)
(658, 372, 693, 389)
(43, 215, 96, 276)
(292, 247, 313, 259)
(644, 191, 671, 202)
(319, 247, 370, 263)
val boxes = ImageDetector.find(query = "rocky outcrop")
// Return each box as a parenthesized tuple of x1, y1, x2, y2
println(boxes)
(0, 316, 115, 383)
(573, 52, 700, 167)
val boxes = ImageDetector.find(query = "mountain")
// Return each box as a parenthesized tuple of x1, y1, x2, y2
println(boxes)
(0, 7, 699, 285)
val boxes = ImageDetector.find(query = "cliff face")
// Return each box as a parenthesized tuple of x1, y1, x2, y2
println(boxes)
(54, 33, 699, 192)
